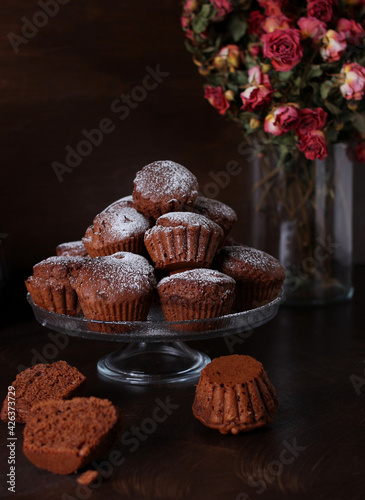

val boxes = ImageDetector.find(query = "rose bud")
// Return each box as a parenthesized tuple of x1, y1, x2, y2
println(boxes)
(263, 14, 293, 33)
(225, 90, 235, 101)
(204, 85, 230, 115)
(297, 17, 327, 41)
(214, 45, 242, 71)
(340, 62, 365, 100)
(320, 30, 347, 62)
(262, 28, 303, 72)
(240, 85, 273, 112)
(297, 130, 328, 160)
(248, 43, 261, 57)
(250, 117, 261, 130)
(183, 0, 198, 13)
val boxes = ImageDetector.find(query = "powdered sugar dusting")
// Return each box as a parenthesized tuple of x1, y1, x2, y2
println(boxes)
(156, 212, 222, 232)
(57, 241, 85, 250)
(56, 241, 88, 257)
(159, 268, 235, 287)
(73, 256, 155, 298)
(35, 256, 85, 268)
(195, 196, 237, 222)
(133, 161, 199, 198)
(103, 195, 134, 212)
(217, 246, 285, 276)
(92, 207, 151, 240)
(33, 256, 86, 278)
(110, 252, 156, 284)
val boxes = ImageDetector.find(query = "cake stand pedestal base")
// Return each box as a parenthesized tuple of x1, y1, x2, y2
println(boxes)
(97, 341, 211, 385)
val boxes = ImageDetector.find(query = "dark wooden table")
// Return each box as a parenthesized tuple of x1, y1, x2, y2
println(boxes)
(1, 268, 364, 500)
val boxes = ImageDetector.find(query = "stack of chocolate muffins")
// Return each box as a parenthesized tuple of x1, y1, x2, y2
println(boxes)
(26, 160, 286, 330)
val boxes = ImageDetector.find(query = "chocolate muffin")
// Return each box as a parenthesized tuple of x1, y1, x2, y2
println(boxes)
(214, 245, 285, 310)
(82, 206, 151, 258)
(144, 212, 223, 271)
(25, 256, 86, 316)
(23, 397, 121, 474)
(157, 268, 235, 322)
(56, 240, 89, 258)
(194, 196, 237, 246)
(133, 160, 199, 219)
(110, 251, 156, 282)
(1, 361, 86, 424)
(70, 254, 156, 332)
(193, 355, 278, 434)
(103, 195, 135, 212)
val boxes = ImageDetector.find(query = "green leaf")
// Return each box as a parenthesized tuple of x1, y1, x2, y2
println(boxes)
(292, 77, 301, 95)
(184, 40, 196, 54)
(308, 82, 319, 94)
(273, 91, 282, 98)
(227, 14, 247, 42)
(227, 83, 239, 94)
(351, 113, 365, 134)
(326, 127, 339, 143)
(192, 4, 216, 34)
(324, 101, 341, 115)
(306, 65, 323, 80)
(320, 80, 332, 100)
(200, 3, 216, 18)
(214, 34, 222, 50)
(278, 71, 293, 82)
(234, 70, 248, 86)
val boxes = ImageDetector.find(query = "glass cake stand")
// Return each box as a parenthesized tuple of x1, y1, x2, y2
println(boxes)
(27, 292, 283, 385)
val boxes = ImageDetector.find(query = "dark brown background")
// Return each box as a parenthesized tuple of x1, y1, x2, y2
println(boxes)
(0, 0, 364, 284)
(1, 3, 365, 499)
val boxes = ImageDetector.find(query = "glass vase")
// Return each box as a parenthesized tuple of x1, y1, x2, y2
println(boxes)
(250, 143, 353, 306)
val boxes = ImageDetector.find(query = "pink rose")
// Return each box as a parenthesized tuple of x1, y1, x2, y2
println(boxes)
(211, 0, 233, 17)
(297, 130, 328, 160)
(248, 10, 266, 37)
(214, 45, 243, 70)
(204, 86, 230, 115)
(258, 0, 284, 16)
(295, 108, 327, 135)
(248, 65, 271, 86)
(320, 30, 347, 62)
(355, 142, 365, 163)
(307, 0, 333, 23)
(297, 17, 327, 41)
(337, 18, 365, 46)
(340, 62, 365, 100)
(264, 105, 299, 135)
(263, 14, 293, 33)
(274, 105, 300, 132)
(264, 113, 283, 135)
(262, 28, 303, 72)
(241, 85, 273, 111)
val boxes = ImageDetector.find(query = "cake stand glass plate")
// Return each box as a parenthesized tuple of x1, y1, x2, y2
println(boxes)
(27, 292, 283, 385)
